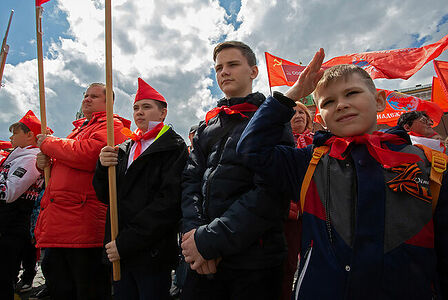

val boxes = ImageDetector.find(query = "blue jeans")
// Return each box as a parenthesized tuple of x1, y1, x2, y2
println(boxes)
(113, 265, 171, 300)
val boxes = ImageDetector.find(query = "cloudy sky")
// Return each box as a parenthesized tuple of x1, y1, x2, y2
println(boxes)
(0, 0, 447, 142)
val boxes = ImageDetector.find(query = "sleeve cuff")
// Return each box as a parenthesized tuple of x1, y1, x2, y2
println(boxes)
(273, 91, 297, 108)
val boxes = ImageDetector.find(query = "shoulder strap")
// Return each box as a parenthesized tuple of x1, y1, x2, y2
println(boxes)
(300, 146, 329, 214)
(413, 144, 447, 214)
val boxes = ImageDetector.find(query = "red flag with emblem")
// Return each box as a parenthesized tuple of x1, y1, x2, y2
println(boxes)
(377, 89, 443, 126)
(323, 34, 448, 80)
(265, 52, 306, 87)
(36, 0, 50, 6)
(265, 34, 448, 87)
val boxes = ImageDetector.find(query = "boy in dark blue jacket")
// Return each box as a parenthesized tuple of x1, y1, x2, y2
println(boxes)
(238, 49, 448, 300)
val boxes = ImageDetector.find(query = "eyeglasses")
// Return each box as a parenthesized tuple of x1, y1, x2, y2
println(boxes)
(415, 116, 433, 126)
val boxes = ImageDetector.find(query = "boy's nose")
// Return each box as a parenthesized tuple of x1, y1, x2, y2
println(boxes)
(336, 100, 350, 111)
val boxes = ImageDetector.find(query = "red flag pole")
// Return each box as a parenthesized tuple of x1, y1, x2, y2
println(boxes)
(0, 10, 13, 88)
(35, 5, 50, 186)
(105, 0, 120, 281)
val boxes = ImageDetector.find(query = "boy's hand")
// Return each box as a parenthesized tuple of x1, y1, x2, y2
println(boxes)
(105, 240, 120, 262)
(285, 48, 325, 101)
(36, 134, 48, 148)
(99, 146, 119, 167)
(36, 152, 51, 170)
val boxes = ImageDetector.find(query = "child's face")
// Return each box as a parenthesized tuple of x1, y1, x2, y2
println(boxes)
(133, 99, 167, 132)
(315, 73, 386, 137)
(214, 48, 258, 99)
(10, 128, 32, 148)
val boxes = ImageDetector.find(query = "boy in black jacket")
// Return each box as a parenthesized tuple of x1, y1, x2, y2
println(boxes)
(93, 78, 188, 299)
(181, 41, 292, 300)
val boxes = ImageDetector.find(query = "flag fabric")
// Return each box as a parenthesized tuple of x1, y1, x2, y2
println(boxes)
(265, 52, 305, 87)
(323, 34, 448, 80)
(265, 34, 448, 87)
(431, 76, 448, 112)
(377, 89, 443, 126)
(433, 60, 448, 97)
(36, 0, 50, 6)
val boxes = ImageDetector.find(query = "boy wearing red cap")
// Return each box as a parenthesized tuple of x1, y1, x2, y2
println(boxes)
(93, 78, 188, 299)
(0, 110, 46, 300)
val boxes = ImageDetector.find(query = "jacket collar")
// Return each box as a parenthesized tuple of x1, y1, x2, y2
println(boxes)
(217, 92, 265, 108)
(72, 111, 131, 129)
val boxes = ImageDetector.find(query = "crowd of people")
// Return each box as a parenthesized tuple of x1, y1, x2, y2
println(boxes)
(0, 41, 447, 300)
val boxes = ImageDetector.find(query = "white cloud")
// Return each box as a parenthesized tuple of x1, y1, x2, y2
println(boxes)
(0, 0, 447, 142)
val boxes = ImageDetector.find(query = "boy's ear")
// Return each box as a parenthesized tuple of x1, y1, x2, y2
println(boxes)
(375, 90, 387, 112)
(403, 124, 411, 131)
(250, 65, 259, 80)
(161, 108, 168, 121)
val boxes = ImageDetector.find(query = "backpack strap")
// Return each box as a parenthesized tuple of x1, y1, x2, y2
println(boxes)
(300, 146, 329, 214)
(413, 144, 447, 214)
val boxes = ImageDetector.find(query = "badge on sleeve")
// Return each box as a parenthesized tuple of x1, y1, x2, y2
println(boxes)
(13, 167, 27, 178)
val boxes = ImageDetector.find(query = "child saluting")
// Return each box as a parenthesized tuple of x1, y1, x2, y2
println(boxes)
(237, 49, 447, 300)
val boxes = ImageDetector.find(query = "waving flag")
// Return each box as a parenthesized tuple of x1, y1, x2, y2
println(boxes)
(377, 89, 443, 126)
(266, 34, 448, 87)
(324, 34, 448, 80)
(431, 77, 448, 112)
(265, 52, 306, 87)
(36, 0, 50, 6)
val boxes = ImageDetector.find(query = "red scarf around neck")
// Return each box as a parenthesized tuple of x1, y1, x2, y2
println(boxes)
(324, 131, 422, 168)
(205, 103, 258, 125)
(121, 122, 164, 161)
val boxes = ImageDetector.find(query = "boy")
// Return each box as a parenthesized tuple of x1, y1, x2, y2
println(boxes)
(181, 41, 292, 299)
(0, 110, 47, 300)
(237, 49, 448, 299)
(93, 78, 188, 299)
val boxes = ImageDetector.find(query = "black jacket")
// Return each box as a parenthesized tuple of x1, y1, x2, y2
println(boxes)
(93, 126, 188, 271)
(182, 92, 293, 270)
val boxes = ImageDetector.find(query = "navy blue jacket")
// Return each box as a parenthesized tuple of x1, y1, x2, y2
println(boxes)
(237, 95, 448, 300)
(182, 92, 293, 270)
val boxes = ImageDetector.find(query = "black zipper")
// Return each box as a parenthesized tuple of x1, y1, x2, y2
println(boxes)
(204, 132, 230, 220)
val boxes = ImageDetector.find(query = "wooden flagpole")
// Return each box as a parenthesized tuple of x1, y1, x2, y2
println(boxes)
(35, 5, 50, 186)
(105, 0, 120, 281)
(0, 10, 13, 88)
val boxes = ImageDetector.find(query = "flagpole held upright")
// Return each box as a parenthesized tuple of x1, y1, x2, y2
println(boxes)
(0, 10, 14, 88)
(35, 4, 50, 186)
(105, 0, 121, 281)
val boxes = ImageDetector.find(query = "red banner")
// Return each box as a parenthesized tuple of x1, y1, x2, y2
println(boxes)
(36, 0, 50, 6)
(431, 76, 448, 112)
(324, 34, 448, 80)
(433, 60, 448, 97)
(265, 52, 305, 87)
(266, 34, 448, 87)
(377, 89, 443, 126)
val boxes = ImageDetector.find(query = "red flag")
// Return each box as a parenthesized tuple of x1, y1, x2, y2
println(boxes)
(36, 0, 50, 6)
(265, 52, 305, 87)
(433, 60, 448, 96)
(323, 34, 448, 80)
(377, 89, 443, 126)
(431, 76, 448, 112)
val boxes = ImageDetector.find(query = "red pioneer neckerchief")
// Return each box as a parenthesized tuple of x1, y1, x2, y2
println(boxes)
(121, 122, 164, 161)
(324, 132, 422, 168)
(205, 103, 258, 125)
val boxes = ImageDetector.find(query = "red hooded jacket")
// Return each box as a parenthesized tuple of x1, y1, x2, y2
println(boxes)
(35, 112, 130, 248)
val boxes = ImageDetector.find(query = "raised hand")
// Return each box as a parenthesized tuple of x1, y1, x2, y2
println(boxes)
(285, 48, 325, 101)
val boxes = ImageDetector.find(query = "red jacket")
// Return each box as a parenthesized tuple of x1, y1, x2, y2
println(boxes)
(35, 112, 130, 248)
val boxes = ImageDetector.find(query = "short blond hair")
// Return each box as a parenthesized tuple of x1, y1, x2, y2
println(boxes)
(313, 64, 376, 102)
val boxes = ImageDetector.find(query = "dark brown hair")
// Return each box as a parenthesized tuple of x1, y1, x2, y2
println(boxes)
(213, 41, 257, 66)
